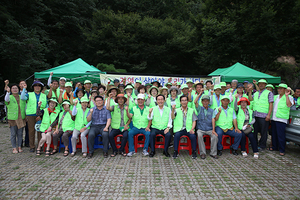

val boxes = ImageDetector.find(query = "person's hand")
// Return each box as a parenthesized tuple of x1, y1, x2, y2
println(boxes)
(103, 127, 108, 132)
(38, 101, 42, 107)
(200, 88, 204, 94)
(70, 81, 73, 85)
(253, 79, 257, 84)
(69, 91, 73, 97)
(4, 80, 9, 85)
(60, 89, 64, 93)
(127, 91, 131, 97)
(235, 128, 241, 133)
(145, 127, 150, 132)
(218, 107, 222, 113)
(6, 87, 10, 93)
(149, 108, 153, 114)
(49, 83, 53, 89)
(168, 77, 172, 83)
(164, 128, 169, 134)
(125, 106, 129, 112)
(235, 93, 238, 98)
(76, 82, 80, 88)
(23, 84, 27, 89)
(211, 90, 214, 95)
(108, 93, 113, 98)
(74, 100, 78, 106)
(124, 125, 129, 131)
(285, 89, 291, 96)
(172, 104, 176, 110)
(265, 115, 270, 121)
(200, 80, 204, 84)
(212, 130, 218, 136)
(148, 94, 151, 99)
(230, 89, 233, 93)
(189, 87, 193, 93)
(53, 130, 58, 135)
(189, 129, 195, 134)
(89, 95, 91, 100)
(36, 116, 41, 122)
(90, 108, 94, 113)
(46, 127, 52, 132)
(80, 127, 87, 133)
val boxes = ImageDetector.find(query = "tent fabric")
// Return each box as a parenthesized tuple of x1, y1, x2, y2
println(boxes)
(208, 62, 281, 84)
(34, 58, 105, 83)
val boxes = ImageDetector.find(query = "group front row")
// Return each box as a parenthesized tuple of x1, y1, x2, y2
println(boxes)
(6, 85, 260, 159)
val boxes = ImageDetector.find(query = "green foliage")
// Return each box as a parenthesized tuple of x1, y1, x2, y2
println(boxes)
(97, 63, 127, 73)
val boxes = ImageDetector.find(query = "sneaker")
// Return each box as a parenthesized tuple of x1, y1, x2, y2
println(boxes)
(82, 153, 87, 158)
(142, 149, 149, 156)
(253, 154, 259, 159)
(242, 152, 248, 157)
(192, 151, 197, 159)
(127, 151, 136, 157)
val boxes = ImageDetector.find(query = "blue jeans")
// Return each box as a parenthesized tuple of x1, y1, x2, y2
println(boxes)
(10, 126, 23, 148)
(109, 129, 128, 153)
(215, 126, 242, 150)
(128, 127, 150, 152)
(88, 124, 109, 153)
(241, 131, 258, 153)
(271, 120, 287, 153)
(173, 129, 197, 151)
(149, 128, 171, 152)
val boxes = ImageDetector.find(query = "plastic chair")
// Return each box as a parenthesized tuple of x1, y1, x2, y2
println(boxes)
(134, 134, 149, 152)
(231, 136, 249, 153)
(58, 134, 73, 153)
(178, 135, 192, 155)
(94, 134, 104, 149)
(114, 134, 129, 153)
(155, 134, 165, 149)
(222, 135, 231, 150)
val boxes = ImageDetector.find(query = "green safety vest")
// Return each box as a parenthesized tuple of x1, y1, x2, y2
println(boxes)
(26, 92, 47, 115)
(111, 105, 129, 130)
(173, 108, 194, 133)
(148, 96, 157, 108)
(151, 106, 171, 130)
(166, 96, 181, 109)
(253, 90, 271, 114)
(296, 97, 300, 106)
(58, 111, 75, 132)
(274, 95, 290, 119)
(230, 93, 249, 109)
(132, 106, 149, 129)
(74, 107, 90, 130)
(209, 94, 221, 110)
(5, 95, 26, 120)
(237, 108, 253, 130)
(124, 94, 136, 110)
(215, 107, 234, 129)
(50, 89, 60, 99)
(192, 93, 203, 110)
(40, 108, 60, 132)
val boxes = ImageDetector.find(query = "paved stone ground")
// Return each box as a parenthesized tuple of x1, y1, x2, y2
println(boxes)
(0, 123, 300, 200)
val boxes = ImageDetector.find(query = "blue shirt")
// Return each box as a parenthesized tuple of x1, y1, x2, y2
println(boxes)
(196, 106, 213, 131)
(88, 106, 111, 126)
(213, 106, 236, 119)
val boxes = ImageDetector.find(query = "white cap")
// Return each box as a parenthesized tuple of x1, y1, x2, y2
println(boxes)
(137, 93, 145, 100)
(59, 77, 67, 81)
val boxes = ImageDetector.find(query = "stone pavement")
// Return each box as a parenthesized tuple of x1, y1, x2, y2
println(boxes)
(0, 123, 300, 200)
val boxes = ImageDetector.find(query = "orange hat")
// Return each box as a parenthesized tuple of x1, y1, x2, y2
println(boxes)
(237, 97, 250, 105)
(115, 94, 127, 104)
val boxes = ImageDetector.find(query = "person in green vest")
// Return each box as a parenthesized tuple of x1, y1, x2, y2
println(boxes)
(83, 80, 92, 99)
(234, 97, 258, 158)
(159, 86, 169, 100)
(89, 90, 99, 108)
(145, 83, 152, 94)
(21, 80, 47, 152)
(204, 80, 213, 95)
(146, 86, 159, 108)
(5, 84, 26, 154)
(266, 84, 274, 92)
(226, 79, 238, 95)
(148, 94, 172, 157)
(230, 83, 249, 109)
(179, 84, 193, 108)
(98, 85, 107, 99)
(52, 100, 75, 156)
(59, 82, 74, 105)
(165, 82, 172, 90)
(126, 94, 151, 157)
(124, 85, 136, 110)
(219, 82, 227, 96)
(172, 95, 198, 159)
(212, 96, 242, 156)
(191, 81, 205, 109)
(186, 80, 194, 93)
(107, 94, 131, 157)
(47, 79, 60, 100)
(105, 86, 120, 107)
(270, 83, 293, 156)
(35, 98, 60, 156)
(151, 80, 161, 88)
(248, 79, 274, 151)
(166, 86, 180, 109)
(70, 97, 90, 157)
(209, 85, 222, 110)
(293, 87, 300, 106)
(74, 89, 85, 108)
(133, 80, 142, 96)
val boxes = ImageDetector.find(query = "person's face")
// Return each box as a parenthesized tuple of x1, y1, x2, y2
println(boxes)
(95, 97, 104, 107)
(231, 82, 237, 89)
(59, 80, 66, 87)
(215, 89, 221, 95)
(153, 82, 159, 87)
(146, 86, 151, 93)
(221, 87, 226, 93)
(240, 101, 247, 108)
(258, 83, 266, 90)
(66, 87, 72, 93)
(206, 82, 212, 89)
(180, 97, 188, 107)
(19, 81, 26, 90)
(196, 84, 203, 93)
(118, 97, 125, 105)
(136, 83, 141, 88)
(77, 91, 84, 98)
(52, 82, 59, 89)
(277, 87, 285, 95)
(243, 83, 248, 88)
(221, 99, 229, 107)
(114, 82, 119, 87)
(157, 96, 165, 106)
(176, 85, 181, 89)
(49, 101, 56, 109)
(126, 88, 133, 95)
(166, 85, 171, 89)
(266, 87, 273, 92)
(92, 86, 98, 91)
(81, 102, 88, 109)
(119, 87, 124, 93)
(202, 99, 209, 107)
(295, 89, 300, 97)
(139, 88, 145, 94)
(182, 88, 188, 95)
(187, 83, 193, 88)
(247, 84, 253, 91)
(111, 89, 117, 97)
(63, 104, 70, 110)
(161, 90, 168, 96)
(85, 83, 91, 90)
(171, 90, 177, 97)
(11, 86, 19, 94)
(137, 98, 145, 106)
(226, 84, 231, 90)
(237, 87, 243, 93)
(92, 92, 97, 97)
(98, 88, 104, 94)
(151, 89, 158, 96)
(34, 85, 41, 92)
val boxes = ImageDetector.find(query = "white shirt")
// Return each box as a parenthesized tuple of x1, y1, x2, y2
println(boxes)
(271, 95, 294, 124)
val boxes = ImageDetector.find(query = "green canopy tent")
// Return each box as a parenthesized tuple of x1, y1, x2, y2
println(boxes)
(208, 62, 281, 84)
(34, 58, 105, 83)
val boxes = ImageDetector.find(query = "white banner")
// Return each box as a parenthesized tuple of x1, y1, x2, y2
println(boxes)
(100, 74, 220, 86)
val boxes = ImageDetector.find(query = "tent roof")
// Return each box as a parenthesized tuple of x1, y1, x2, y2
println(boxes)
(34, 58, 105, 83)
(208, 62, 281, 84)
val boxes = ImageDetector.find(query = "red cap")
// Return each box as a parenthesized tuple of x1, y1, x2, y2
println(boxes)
(237, 97, 250, 105)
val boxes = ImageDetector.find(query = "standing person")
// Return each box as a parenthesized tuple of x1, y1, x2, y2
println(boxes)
(271, 84, 293, 156)
(248, 79, 274, 151)
(165, 82, 172, 90)
(73, 82, 83, 98)
(219, 82, 227, 96)
(113, 79, 120, 88)
(126, 94, 151, 157)
(124, 85, 136, 110)
(5, 84, 26, 154)
(146, 86, 159, 108)
(35, 98, 60, 156)
(186, 80, 194, 93)
(148, 94, 172, 157)
(293, 87, 300, 106)
(145, 83, 152, 94)
(166, 86, 180, 108)
(74, 89, 85, 108)
(52, 100, 75, 156)
(98, 85, 107, 99)
(194, 94, 218, 159)
(59, 77, 66, 91)
(227, 80, 238, 95)
(191, 81, 205, 108)
(209, 85, 222, 110)
(213, 96, 242, 156)
(180, 84, 193, 108)
(107, 94, 130, 157)
(204, 80, 213, 95)
(133, 80, 142, 96)
(234, 97, 259, 158)
(70, 97, 90, 157)
(89, 90, 99, 108)
(83, 80, 92, 99)
(19, 80, 29, 147)
(59, 82, 74, 105)
(105, 86, 120, 107)
(86, 96, 111, 158)
(230, 83, 249, 109)
(118, 84, 125, 94)
(21, 81, 47, 152)
(151, 80, 161, 88)
(47, 80, 60, 99)
(172, 95, 198, 159)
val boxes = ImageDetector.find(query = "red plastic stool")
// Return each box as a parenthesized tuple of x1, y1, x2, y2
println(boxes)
(222, 135, 231, 150)
(231, 136, 249, 153)
(114, 134, 129, 153)
(155, 134, 165, 149)
(43, 135, 56, 151)
(134, 134, 149, 152)
(178, 135, 192, 155)
(203, 135, 211, 150)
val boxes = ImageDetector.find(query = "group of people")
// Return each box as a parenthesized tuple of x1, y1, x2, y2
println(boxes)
(4, 72, 299, 159)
